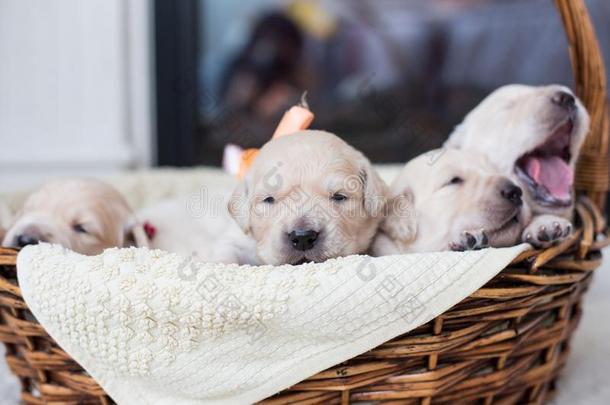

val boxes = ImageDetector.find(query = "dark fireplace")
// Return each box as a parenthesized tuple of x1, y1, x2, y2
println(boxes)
(153, 0, 610, 168)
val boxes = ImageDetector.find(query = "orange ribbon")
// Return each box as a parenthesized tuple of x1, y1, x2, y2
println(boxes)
(237, 93, 314, 178)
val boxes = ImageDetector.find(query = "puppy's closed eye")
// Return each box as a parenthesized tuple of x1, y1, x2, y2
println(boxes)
(331, 192, 348, 202)
(444, 176, 464, 187)
(72, 223, 88, 234)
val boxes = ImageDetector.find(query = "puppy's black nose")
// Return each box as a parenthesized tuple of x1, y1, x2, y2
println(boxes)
(16, 234, 40, 247)
(500, 184, 523, 206)
(552, 91, 575, 110)
(288, 229, 318, 251)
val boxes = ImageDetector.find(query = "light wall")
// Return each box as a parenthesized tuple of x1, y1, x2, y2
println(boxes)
(0, 0, 154, 192)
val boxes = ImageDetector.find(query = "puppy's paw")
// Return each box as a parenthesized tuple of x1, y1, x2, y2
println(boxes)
(449, 229, 489, 251)
(521, 215, 572, 248)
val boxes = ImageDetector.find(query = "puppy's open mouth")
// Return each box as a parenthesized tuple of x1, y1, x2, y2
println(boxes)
(514, 118, 574, 207)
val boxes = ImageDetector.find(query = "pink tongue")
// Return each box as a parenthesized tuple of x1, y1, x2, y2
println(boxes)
(525, 156, 573, 199)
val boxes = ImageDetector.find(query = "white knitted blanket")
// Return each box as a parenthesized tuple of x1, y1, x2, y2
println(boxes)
(17, 243, 529, 405)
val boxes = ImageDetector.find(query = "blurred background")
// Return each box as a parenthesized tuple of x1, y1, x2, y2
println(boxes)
(1, 0, 609, 190)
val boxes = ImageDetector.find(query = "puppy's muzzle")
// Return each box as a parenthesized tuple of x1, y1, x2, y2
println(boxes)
(288, 229, 319, 251)
(15, 233, 42, 248)
(500, 183, 523, 206)
(551, 91, 575, 111)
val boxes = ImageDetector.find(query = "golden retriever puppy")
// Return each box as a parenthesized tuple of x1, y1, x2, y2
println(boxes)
(445, 84, 589, 247)
(371, 149, 531, 254)
(138, 191, 261, 266)
(2, 179, 148, 255)
(229, 130, 388, 265)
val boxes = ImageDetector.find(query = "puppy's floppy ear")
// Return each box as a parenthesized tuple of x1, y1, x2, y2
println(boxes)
(445, 124, 465, 149)
(2, 208, 23, 246)
(358, 156, 389, 218)
(123, 219, 150, 248)
(380, 187, 417, 244)
(0, 226, 6, 246)
(0, 200, 19, 228)
(228, 176, 251, 234)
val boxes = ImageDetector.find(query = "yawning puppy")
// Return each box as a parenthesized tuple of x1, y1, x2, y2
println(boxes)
(445, 84, 589, 247)
(2, 179, 148, 255)
(229, 130, 388, 265)
(371, 149, 530, 254)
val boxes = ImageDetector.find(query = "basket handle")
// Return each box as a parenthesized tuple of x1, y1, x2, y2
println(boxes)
(555, 0, 609, 209)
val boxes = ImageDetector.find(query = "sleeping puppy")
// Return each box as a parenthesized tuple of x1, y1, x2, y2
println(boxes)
(445, 84, 590, 247)
(142, 130, 387, 265)
(229, 130, 388, 265)
(138, 191, 261, 266)
(2, 179, 148, 255)
(371, 149, 531, 254)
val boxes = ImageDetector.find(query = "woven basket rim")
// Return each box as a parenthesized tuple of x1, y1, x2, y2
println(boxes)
(0, 197, 608, 404)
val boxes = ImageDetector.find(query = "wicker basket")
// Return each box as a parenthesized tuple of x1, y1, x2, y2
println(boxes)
(1, 0, 609, 404)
